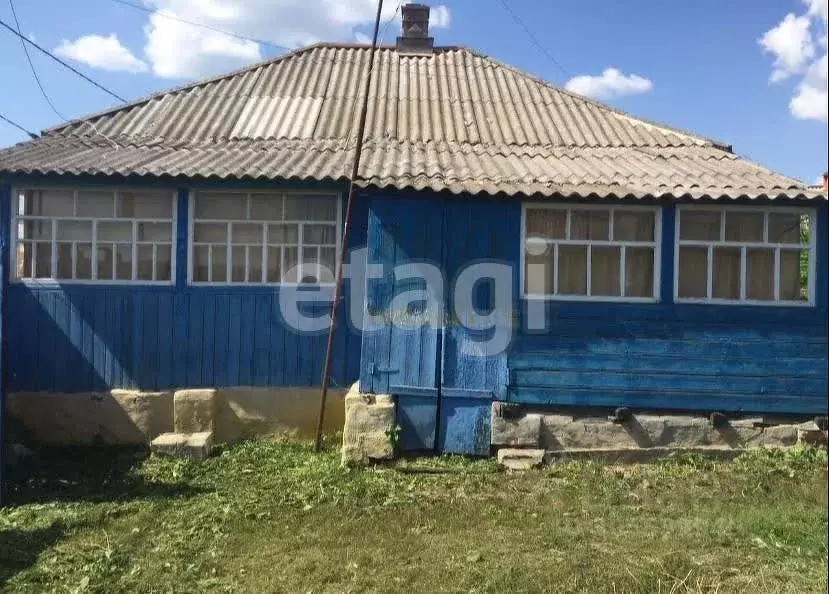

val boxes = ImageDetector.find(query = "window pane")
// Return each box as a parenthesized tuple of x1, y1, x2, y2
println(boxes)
(137, 222, 172, 242)
(250, 194, 284, 221)
(712, 247, 740, 300)
(137, 245, 154, 281)
(285, 195, 337, 221)
(98, 221, 132, 242)
(22, 189, 74, 216)
(319, 247, 336, 283)
(267, 246, 282, 283)
(231, 247, 246, 282)
(118, 191, 173, 219)
(678, 246, 708, 298)
(526, 210, 566, 240)
(193, 246, 209, 282)
(558, 245, 587, 295)
(57, 220, 92, 241)
(305, 224, 336, 244)
(156, 245, 172, 281)
(283, 246, 299, 282)
(97, 245, 114, 280)
(614, 211, 654, 242)
(195, 194, 247, 220)
(768, 213, 802, 244)
(194, 223, 227, 243)
(231, 223, 262, 245)
(300, 246, 319, 283)
(116, 244, 133, 280)
(57, 244, 73, 279)
(268, 223, 299, 244)
(76, 190, 114, 217)
(16, 243, 32, 278)
(248, 246, 263, 282)
(211, 246, 227, 282)
(780, 249, 807, 301)
(571, 210, 609, 240)
(35, 243, 52, 278)
(625, 247, 654, 297)
(591, 246, 621, 296)
(680, 211, 720, 241)
(20, 219, 52, 240)
(725, 211, 764, 242)
(524, 243, 554, 295)
(76, 244, 93, 279)
(746, 248, 774, 301)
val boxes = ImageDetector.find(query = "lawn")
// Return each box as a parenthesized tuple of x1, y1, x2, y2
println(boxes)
(1, 441, 827, 593)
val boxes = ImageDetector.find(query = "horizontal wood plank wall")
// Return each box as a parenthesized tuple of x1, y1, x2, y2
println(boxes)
(511, 201, 829, 415)
(4, 181, 363, 393)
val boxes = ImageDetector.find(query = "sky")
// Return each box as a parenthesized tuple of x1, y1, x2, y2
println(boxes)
(0, 0, 827, 184)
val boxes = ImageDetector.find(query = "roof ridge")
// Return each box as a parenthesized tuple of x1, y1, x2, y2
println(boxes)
(461, 47, 734, 153)
(43, 43, 331, 136)
(44, 43, 468, 138)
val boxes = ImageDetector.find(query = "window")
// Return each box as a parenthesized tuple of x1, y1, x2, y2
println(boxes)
(523, 205, 660, 300)
(13, 188, 175, 283)
(191, 191, 339, 284)
(675, 206, 814, 304)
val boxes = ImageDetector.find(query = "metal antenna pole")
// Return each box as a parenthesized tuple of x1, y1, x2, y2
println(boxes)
(314, 0, 385, 452)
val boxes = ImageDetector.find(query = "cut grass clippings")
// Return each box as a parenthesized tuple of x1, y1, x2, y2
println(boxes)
(1, 441, 827, 593)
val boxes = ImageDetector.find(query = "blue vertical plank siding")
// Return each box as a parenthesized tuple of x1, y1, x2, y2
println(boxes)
(4, 179, 362, 393)
(0, 184, 10, 504)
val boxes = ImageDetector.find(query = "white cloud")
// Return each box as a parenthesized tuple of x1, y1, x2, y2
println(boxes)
(564, 68, 653, 100)
(142, 1, 451, 79)
(430, 6, 451, 29)
(791, 53, 828, 121)
(759, 13, 814, 81)
(54, 33, 147, 73)
(762, 2, 828, 122)
(354, 31, 371, 45)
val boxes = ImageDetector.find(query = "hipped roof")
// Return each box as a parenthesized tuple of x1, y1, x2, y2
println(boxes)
(1, 43, 823, 201)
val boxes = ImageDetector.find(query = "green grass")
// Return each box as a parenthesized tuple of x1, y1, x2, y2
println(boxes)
(1, 441, 827, 593)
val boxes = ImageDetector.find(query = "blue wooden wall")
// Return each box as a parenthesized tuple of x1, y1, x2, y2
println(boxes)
(361, 192, 828, 435)
(2, 178, 363, 393)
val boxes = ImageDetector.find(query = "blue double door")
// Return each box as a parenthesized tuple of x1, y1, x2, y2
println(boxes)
(358, 195, 519, 455)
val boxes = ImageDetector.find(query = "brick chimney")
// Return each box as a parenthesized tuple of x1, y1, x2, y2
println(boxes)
(397, 3, 434, 54)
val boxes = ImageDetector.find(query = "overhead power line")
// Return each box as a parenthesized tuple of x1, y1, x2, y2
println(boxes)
(0, 113, 38, 139)
(496, 0, 570, 78)
(106, 0, 291, 52)
(8, 0, 67, 120)
(0, 18, 128, 103)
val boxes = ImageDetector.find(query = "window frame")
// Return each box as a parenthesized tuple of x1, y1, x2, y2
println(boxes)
(521, 202, 663, 302)
(673, 204, 816, 307)
(187, 189, 342, 287)
(9, 186, 178, 286)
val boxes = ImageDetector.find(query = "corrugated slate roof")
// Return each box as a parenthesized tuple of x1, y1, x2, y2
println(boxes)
(0, 44, 823, 200)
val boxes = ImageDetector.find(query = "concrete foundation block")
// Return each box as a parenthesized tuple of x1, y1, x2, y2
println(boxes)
(341, 384, 396, 466)
(150, 432, 214, 461)
(174, 389, 217, 434)
(497, 448, 545, 470)
(491, 409, 542, 447)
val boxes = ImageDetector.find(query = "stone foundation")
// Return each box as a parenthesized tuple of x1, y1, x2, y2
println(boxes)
(492, 403, 828, 465)
(8, 386, 347, 446)
(341, 383, 396, 466)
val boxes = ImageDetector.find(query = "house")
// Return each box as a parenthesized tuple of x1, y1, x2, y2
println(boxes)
(0, 4, 826, 459)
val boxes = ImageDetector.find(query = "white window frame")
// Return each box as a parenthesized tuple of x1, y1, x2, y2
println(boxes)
(674, 205, 816, 306)
(521, 202, 662, 302)
(9, 186, 177, 286)
(188, 189, 342, 287)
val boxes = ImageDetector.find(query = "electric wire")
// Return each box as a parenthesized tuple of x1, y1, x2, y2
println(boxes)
(8, 0, 67, 120)
(0, 18, 128, 102)
(0, 113, 38, 138)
